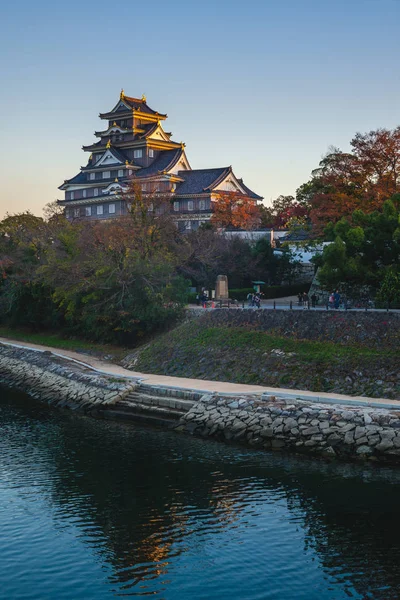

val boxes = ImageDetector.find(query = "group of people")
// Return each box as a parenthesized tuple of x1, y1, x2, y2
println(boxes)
(298, 291, 319, 308)
(297, 292, 309, 306)
(328, 290, 341, 309)
(247, 292, 262, 308)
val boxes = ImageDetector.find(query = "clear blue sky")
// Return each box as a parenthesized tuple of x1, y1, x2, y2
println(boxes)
(0, 0, 399, 217)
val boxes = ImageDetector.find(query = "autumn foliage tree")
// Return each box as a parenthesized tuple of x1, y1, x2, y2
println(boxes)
(211, 192, 261, 230)
(259, 195, 309, 229)
(304, 127, 400, 229)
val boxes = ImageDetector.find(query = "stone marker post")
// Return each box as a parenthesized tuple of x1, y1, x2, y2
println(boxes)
(215, 275, 229, 300)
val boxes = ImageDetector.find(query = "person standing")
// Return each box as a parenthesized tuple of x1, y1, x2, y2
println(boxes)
(333, 289, 341, 309)
(311, 293, 317, 308)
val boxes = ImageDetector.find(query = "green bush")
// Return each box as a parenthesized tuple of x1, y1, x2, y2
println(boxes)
(188, 292, 199, 304)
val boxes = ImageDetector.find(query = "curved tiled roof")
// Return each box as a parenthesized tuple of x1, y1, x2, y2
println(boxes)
(174, 168, 263, 199)
(81, 147, 129, 171)
(59, 171, 87, 187)
(174, 167, 230, 195)
(237, 179, 264, 200)
(133, 148, 185, 178)
(123, 95, 167, 117)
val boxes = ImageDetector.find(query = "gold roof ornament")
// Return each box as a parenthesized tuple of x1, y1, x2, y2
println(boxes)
(141, 93, 147, 103)
(125, 160, 129, 165)
(113, 121, 117, 126)
(106, 139, 111, 148)
(115, 178, 119, 182)
(120, 89, 125, 99)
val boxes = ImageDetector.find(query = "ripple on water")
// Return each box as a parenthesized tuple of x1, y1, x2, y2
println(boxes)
(1, 388, 400, 599)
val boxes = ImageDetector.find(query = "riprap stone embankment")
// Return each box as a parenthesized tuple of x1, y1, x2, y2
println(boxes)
(0, 344, 136, 410)
(175, 393, 400, 462)
(2, 342, 400, 463)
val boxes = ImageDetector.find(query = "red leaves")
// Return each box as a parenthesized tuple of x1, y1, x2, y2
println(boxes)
(211, 192, 261, 230)
(310, 127, 400, 227)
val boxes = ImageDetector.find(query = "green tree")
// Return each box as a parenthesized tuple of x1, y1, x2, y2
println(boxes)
(317, 195, 400, 296)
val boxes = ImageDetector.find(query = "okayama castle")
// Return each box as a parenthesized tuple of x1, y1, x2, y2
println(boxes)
(58, 91, 262, 231)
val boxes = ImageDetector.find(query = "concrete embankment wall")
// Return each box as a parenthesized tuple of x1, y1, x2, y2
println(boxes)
(201, 308, 400, 349)
(0, 344, 136, 410)
(174, 393, 400, 462)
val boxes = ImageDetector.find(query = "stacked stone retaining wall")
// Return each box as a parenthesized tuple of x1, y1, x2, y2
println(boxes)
(175, 393, 400, 463)
(2, 343, 400, 464)
(202, 309, 400, 349)
(0, 344, 136, 411)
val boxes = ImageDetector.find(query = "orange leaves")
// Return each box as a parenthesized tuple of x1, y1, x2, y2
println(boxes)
(211, 192, 260, 230)
(309, 127, 400, 228)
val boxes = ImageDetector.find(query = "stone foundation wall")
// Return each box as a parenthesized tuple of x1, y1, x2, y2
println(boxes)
(2, 342, 400, 464)
(0, 344, 136, 411)
(202, 308, 400, 349)
(175, 393, 400, 462)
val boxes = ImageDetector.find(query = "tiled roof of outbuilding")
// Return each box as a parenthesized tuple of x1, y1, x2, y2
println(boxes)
(237, 178, 264, 200)
(174, 167, 230, 195)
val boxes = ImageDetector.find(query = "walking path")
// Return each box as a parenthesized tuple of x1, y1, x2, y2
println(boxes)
(1, 336, 399, 409)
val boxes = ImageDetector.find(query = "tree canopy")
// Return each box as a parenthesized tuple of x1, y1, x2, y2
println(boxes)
(316, 195, 400, 298)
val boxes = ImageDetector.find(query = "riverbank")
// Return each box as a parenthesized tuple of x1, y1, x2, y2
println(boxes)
(2, 340, 400, 464)
(2, 308, 399, 399)
(128, 311, 400, 399)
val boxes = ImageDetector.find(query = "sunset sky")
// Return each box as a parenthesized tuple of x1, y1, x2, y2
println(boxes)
(0, 0, 399, 218)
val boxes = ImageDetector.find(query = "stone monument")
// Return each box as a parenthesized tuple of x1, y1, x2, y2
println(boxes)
(215, 275, 229, 300)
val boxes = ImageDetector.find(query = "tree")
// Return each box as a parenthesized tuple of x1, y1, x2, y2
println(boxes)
(376, 269, 400, 305)
(303, 127, 400, 228)
(252, 238, 300, 285)
(259, 195, 309, 229)
(211, 192, 261, 230)
(317, 195, 400, 296)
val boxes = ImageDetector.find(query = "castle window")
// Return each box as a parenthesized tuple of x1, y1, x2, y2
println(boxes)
(97, 205, 103, 215)
(173, 201, 179, 212)
(89, 173, 95, 180)
(199, 200, 206, 210)
(118, 169, 124, 178)
(128, 170, 133, 176)
(185, 221, 192, 230)
(74, 208, 80, 217)
(187, 200, 194, 211)
(134, 149, 143, 159)
(83, 190, 87, 198)
(85, 206, 91, 216)
(148, 202, 154, 212)
(102, 171, 110, 179)
(109, 203, 116, 214)
(70, 191, 74, 200)
(94, 188, 98, 197)
(149, 149, 154, 158)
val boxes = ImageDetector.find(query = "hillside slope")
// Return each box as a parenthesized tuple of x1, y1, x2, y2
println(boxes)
(125, 311, 400, 399)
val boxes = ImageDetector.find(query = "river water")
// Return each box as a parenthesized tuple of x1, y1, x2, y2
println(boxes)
(1, 387, 400, 600)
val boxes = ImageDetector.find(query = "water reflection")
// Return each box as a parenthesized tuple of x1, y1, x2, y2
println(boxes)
(1, 387, 400, 599)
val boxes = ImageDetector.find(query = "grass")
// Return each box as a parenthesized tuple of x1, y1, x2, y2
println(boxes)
(136, 325, 397, 366)
(0, 326, 127, 360)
